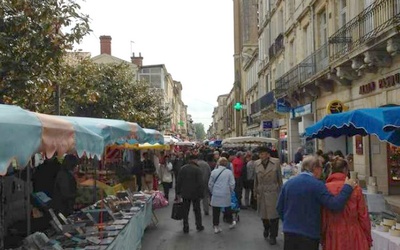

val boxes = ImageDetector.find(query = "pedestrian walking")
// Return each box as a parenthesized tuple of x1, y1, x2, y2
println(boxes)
(172, 152, 186, 199)
(322, 157, 372, 250)
(176, 154, 205, 233)
(141, 152, 156, 191)
(197, 157, 211, 216)
(208, 157, 236, 234)
(276, 155, 356, 250)
(254, 146, 282, 245)
(159, 155, 173, 201)
(232, 151, 244, 208)
(243, 153, 258, 208)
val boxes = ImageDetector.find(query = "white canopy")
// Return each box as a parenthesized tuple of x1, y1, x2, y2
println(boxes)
(221, 136, 278, 145)
(163, 135, 180, 144)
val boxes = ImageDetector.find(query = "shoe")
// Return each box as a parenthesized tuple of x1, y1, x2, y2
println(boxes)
(229, 221, 236, 229)
(263, 230, 269, 239)
(269, 237, 277, 245)
(196, 225, 204, 232)
(213, 226, 222, 234)
(183, 227, 189, 234)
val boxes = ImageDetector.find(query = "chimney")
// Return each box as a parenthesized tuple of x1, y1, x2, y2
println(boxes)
(131, 52, 143, 67)
(100, 35, 112, 55)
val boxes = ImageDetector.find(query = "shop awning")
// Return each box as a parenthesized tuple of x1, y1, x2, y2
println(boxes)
(305, 107, 400, 146)
(0, 104, 104, 175)
(383, 106, 400, 132)
(59, 116, 148, 146)
(143, 128, 164, 145)
(221, 136, 277, 145)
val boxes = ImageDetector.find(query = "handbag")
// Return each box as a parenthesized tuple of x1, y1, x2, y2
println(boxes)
(211, 168, 226, 193)
(171, 202, 184, 220)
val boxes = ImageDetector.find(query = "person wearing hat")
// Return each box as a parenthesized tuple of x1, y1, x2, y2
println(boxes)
(254, 146, 282, 245)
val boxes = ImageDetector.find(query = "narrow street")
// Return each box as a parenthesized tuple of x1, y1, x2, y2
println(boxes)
(141, 189, 284, 250)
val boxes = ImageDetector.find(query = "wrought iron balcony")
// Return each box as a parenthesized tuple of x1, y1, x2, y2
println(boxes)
(329, 0, 400, 61)
(275, 43, 328, 98)
(250, 91, 274, 114)
(268, 33, 284, 60)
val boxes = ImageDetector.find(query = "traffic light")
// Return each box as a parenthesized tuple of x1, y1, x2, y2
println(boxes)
(234, 102, 243, 111)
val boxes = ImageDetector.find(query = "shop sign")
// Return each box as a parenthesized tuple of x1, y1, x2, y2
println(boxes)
(291, 103, 312, 118)
(261, 120, 272, 130)
(326, 100, 348, 114)
(359, 72, 400, 95)
(276, 98, 292, 113)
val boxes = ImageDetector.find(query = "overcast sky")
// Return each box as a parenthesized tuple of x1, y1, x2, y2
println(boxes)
(74, 0, 234, 130)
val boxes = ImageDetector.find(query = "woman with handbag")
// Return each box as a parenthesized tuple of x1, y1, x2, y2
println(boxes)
(160, 155, 173, 201)
(208, 157, 236, 234)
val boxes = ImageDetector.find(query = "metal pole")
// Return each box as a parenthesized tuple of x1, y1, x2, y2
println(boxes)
(26, 161, 31, 236)
(0, 176, 4, 249)
(55, 84, 60, 115)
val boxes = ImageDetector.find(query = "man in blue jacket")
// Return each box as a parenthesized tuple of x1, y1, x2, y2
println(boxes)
(276, 155, 357, 250)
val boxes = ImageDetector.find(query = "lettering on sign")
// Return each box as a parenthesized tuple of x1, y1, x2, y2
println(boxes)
(359, 73, 400, 95)
(359, 82, 376, 95)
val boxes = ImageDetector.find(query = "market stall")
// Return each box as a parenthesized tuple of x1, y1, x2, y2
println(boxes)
(1, 104, 165, 249)
(0, 104, 105, 249)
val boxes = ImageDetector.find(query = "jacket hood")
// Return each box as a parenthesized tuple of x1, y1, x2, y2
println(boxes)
(326, 172, 346, 183)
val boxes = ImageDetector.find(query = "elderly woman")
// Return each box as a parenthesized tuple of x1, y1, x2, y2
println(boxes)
(208, 157, 236, 234)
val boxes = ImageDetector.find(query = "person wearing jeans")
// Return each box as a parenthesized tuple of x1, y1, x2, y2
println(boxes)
(208, 157, 236, 233)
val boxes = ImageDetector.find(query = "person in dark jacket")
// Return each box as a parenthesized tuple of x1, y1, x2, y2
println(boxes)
(294, 147, 304, 164)
(176, 154, 205, 233)
(173, 151, 186, 199)
(141, 152, 156, 191)
(52, 154, 78, 216)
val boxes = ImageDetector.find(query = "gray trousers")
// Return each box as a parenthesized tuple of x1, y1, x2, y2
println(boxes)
(202, 190, 210, 214)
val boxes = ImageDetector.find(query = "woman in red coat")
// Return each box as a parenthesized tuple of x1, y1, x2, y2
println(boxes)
(322, 157, 372, 250)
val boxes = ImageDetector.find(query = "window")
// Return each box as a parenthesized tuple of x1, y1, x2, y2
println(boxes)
(150, 75, 161, 88)
(339, 0, 347, 28)
(278, 9, 284, 34)
(303, 25, 311, 57)
(318, 11, 327, 47)
(364, 0, 374, 36)
(289, 40, 295, 67)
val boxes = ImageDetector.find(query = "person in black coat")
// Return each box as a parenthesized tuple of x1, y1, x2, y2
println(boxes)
(176, 154, 205, 233)
(52, 155, 78, 216)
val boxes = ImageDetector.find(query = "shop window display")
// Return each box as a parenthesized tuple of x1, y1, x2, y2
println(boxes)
(388, 145, 400, 182)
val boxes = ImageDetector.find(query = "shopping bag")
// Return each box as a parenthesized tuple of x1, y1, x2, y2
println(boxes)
(171, 202, 184, 220)
(152, 191, 168, 209)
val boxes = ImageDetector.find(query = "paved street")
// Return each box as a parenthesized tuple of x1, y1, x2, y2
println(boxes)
(141, 190, 284, 250)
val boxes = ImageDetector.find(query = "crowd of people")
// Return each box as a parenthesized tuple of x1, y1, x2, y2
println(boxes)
(131, 144, 371, 249)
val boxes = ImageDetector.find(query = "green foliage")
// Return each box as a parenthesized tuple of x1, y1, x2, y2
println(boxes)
(194, 123, 206, 140)
(0, 0, 90, 112)
(61, 58, 170, 128)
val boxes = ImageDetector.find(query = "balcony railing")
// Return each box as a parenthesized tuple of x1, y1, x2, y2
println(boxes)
(329, 0, 400, 61)
(275, 43, 328, 98)
(250, 91, 274, 114)
(269, 33, 284, 59)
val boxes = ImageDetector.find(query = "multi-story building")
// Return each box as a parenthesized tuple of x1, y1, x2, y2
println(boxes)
(224, 0, 400, 196)
(272, 0, 400, 196)
(134, 62, 190, 138)
(91, 35, 190, 138)
(216, 94, 228, 139)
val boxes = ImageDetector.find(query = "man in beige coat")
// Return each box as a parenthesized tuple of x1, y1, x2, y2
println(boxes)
(254, 146, 283, 245)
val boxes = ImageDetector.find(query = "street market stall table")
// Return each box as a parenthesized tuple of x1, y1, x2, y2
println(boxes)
(372, 228, 400, 250)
